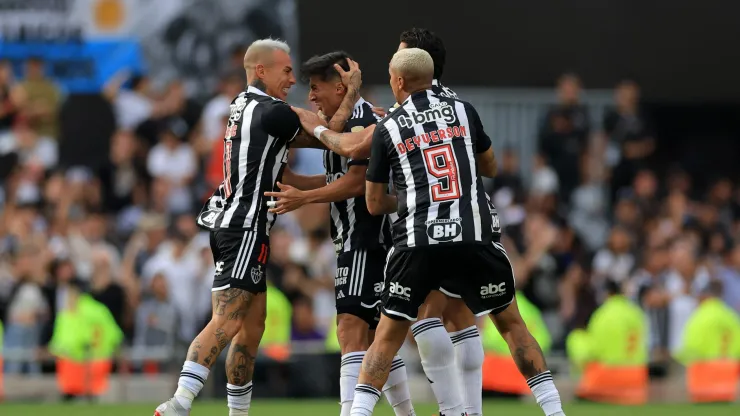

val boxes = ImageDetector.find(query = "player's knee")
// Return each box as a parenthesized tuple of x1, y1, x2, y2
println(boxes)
(443, 299, 475, 332)
(210, 315, 244, 339)
(418, 290, 447, 320)
(337, 314, 369, 353)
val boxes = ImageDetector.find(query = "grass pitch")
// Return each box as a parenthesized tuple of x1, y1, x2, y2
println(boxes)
(0, 399, 736, 415)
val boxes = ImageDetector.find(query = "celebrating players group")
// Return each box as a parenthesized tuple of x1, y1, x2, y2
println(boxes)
(154, 28, 566, 416)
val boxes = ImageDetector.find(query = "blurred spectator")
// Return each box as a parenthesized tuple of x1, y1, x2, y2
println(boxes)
(89, 246, 127, 333)
(538, 73, 590, 203)
(592, 225, 635, 291)
(491, 148, 526, 231)
(0, 118, 58, 172)
(40, 258, 79, 347)
(146, 119, 197, 213)
(604, 80, 655, 198)
(628, 245, 671, 357)
(164, 80, 202, 138)
(291, 296, 324, 342)
(133, 273, 177, 354)
(716, 242, 740, 314)
(2, 242, 48, 374)
(0, 59, 24, 133)
(98, 130, 147, 216)
(19, 57, 60, 140)
(569, 156, 609, 251)
(200, 72, 244, 146)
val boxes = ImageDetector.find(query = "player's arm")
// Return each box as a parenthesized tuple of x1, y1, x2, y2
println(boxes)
(365, 125, 397, 215)
(467, 102, 497, 177)
(292, 106, 374, 159)
(265, 164, 366, 215)
(263, 101, 326, 149)
(327, 58, 362, 132)
(281, 166, 325, 191)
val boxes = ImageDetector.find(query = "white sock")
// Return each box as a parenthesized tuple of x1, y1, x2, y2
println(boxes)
(175, 361, 209, 410)
(527, 371, 564, 416)
(350, 384, 381, 416)
(411, 318, 465, 416)
(340, 352, 365, 416)
(227, 381, 253, 415)
(451, 326, 484, 416)
(382, 356, 416, 416)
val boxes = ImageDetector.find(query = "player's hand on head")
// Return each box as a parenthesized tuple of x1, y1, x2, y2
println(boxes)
(264, 182, 307, 215)
(371, 106, 386, 118)
(335, 58, 361, 90)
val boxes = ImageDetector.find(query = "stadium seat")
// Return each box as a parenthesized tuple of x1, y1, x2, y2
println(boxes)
(576, 362, 648, 405)
(687, 360, 739, 403)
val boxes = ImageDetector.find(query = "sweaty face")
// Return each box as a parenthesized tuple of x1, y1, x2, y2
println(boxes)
(261, 49, 296, 100)
(308, 76, 344, 118)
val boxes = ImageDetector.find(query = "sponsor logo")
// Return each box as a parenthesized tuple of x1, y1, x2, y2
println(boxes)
(395, 125, 467, 154)
(251, 265, 264, 284)
(397, 102, 456, 129)
(374, 282, 383, 294)
(229, 94, 247, 122)
(214, 261, 225, 276)
(336, 290, 345, 299)
(335, 266, 349, 287)
(198, 210, 219, 227)
(389, 282, 411, 299)
(491, 213, 501, 232)
(425, 218, 462, 242)
(480, 282, 506, 299)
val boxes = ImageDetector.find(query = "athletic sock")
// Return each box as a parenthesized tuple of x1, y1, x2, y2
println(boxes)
(350, 384, 382, 416)
(527, 371, 564, 416)
(450, 326, 484, 416)
(340, 352, 365, 416)
(382, 356, 416, 416)
(411, 318, 465, 416)
(175, 361, 210, 410)
(227, 381, 253, 415)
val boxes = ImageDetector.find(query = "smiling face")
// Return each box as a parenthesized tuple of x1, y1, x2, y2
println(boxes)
(308, 75, 344, 118)
(259, 49, 296, 100)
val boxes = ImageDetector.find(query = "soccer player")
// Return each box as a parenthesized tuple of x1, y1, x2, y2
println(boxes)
(294, 28, 486, 416)
(155, 38, 324, 416)
(348, 47, 564, 416)
(264, 51, 415, 416)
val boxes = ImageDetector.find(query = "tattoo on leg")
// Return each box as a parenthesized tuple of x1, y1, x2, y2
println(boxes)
(187, 337, 202, 362)
(203, 346, 219, 366)
(362, 349, 392, 384)
(226, 344, 256, 386)
(215, 328, 229, 350)
(214, 288, 252, 317)
(512, 334, 546, 379)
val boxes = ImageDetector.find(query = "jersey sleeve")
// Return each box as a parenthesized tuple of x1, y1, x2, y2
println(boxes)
(465, 102, 491, 153)
(366, 124, 391, 183)
(346, 107, 378, 167)
(262, 101, 301, 142)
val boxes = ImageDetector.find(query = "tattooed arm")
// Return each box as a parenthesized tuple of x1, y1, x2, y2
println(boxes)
(292, 105, 374, 159)
(327, 58, 362, 132)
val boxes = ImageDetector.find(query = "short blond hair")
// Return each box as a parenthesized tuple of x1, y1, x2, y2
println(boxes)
(390, 47, 434, 83)
(244, 38, 291, 70)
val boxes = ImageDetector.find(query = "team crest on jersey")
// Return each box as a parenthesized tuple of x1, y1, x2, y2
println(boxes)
(251, 265, 264, 284)
(425, 218, 462, 241)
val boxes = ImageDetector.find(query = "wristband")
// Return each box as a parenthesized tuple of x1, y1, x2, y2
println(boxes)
(313, 125, 328, 139)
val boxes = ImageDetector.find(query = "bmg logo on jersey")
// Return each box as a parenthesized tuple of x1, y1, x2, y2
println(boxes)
(398, 102, 457, 128)
(388, 282, 411, 300)
(480, 282, 506, 298)
(425, 218, 462, 242)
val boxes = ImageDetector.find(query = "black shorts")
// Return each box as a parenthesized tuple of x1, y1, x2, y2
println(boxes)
(382, 241, 515, 321)
(335, 248, 387, 328)
(210, 229, 270, 293)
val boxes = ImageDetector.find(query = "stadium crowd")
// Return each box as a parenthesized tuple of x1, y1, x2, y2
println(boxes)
(1, 55, 740, 380)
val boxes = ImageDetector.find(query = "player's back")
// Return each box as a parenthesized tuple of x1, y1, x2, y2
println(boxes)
(197, 86, 300, 233)
(369, 89, 499, 249)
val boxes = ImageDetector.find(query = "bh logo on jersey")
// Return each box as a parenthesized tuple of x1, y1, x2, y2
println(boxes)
(426, 218, 462, 242)
(398, 102, 457, 128)
(480, 282, 506, 299)
(389, 282, 411, 300)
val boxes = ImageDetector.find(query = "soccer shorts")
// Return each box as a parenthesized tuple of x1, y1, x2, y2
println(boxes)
(334, 248, 387, 328)
(210, 229, 269, 293)
(382, 241, 515, 321)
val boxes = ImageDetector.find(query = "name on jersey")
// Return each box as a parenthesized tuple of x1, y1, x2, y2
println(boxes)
(396, 125, 467, 154)
(425, 218, 462, 241)
(398, 102, 456, 129)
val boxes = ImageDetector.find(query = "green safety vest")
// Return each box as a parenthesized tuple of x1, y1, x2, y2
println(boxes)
(566, 295, 647, 370)
(49, 294, 123, 362)
(0, 319, 3, 351)
(482, 292, 551, 355)
(325, 316, 341, 353)
(262, 284, 292, 346)
(676, 298, 740, 364)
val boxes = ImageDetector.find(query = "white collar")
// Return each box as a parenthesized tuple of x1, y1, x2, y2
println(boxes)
(247, 85, 269, 97)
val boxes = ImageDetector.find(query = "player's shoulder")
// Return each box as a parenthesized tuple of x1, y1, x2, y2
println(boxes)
(345, 97, 380, 132)
(432, 80, 459, 99)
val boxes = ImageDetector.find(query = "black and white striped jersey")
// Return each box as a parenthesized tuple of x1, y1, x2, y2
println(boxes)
(389, 79, 457, 113)
(197, 86, 301, 233)
(325, 97, 386, 252)
(367, 89, 501, 250)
